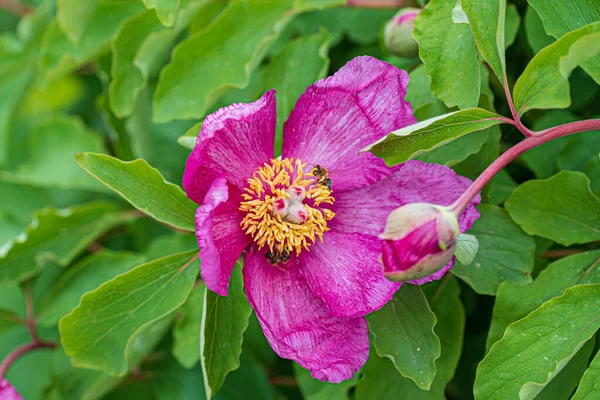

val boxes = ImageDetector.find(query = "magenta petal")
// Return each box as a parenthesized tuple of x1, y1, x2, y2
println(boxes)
(183, 90, 276, 204)
(243, 245, 369, 383)
(0, 379, 22, 400)
(282, 56, 416, 192)
(195, 177, 251, 296)
(298, 231, 400, 318)
(331, 160, 479, 237)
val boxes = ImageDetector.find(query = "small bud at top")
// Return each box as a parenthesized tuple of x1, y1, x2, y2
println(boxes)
(383, 8, 421, 58)
(380, 203, 459, 282)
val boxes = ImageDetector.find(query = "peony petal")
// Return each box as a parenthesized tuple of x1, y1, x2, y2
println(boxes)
(330, 160, 479, 237)
(195, 177, 251, 296)
(329, 160, 479, 285)
(243, 245, 369, 383)
(298, 231, 400, 318)
(183, 90, 276, 204)
(282, 56, 416, 192)
(0, 379, 22, 400)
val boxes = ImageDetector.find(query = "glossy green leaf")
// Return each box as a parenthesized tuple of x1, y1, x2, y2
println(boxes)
(455, 233, 479, 266)
(367, 108, 504, 166)
(558, 131, 600, 172)
(173, 283, 205, 368)
(294, 363, 354, 400)
(524, 5, 554, 54)
(0, 308, 24, 334)
(535, 337, 595, 400)
(573, 343, 600, 400)
(201, 263, 252, 398)
(474, 284, 600, 400)
(405, 64, 437, 111)
(6, 115, 107, 191)
(47, 316, 174, 400)
(154, 0, 294, 122)
(504, 4, 520, 49)
(357, 277, 464, 399)
(59, 249, 199, 375)
(143, 0, 180, 27)
(262, 31, 331, 154)
(38, 251, 146, 326)
(414, 0, 480, 109)
(146, 233, 198, 260)
(529, 0, 600, 83)
(0, 202, 130, 285)
(452, 205, 535, 295)
(367, 284, 441, 390)
(513, 21, 600, 116)
(487, 250, 600, 350)
(462, 0, 506, 83)
(505, 171, 600, 245)
(0, 181, 49, 246)
(40, 1, 144, 83)
(76, 153, 197, 232)
(489, 169, 517, 205)
(110, 0, 204, 118)
(56, 0, 100, 42)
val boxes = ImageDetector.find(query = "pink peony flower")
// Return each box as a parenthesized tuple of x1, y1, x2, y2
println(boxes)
(183, 56, 479, 382)
(0, 379, 23, 400)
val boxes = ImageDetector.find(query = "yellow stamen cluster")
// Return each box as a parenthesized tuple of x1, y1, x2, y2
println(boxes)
(240, 158, 335, 257)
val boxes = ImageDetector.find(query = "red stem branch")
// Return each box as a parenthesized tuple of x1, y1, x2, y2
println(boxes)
(0, 341, 56, 378)
(0, 0, 33, 16)
(346, 0, 407, 8)
(450, 119, 600, 215)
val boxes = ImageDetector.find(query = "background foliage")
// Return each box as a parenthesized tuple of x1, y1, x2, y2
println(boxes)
(1, 0, 600, 399)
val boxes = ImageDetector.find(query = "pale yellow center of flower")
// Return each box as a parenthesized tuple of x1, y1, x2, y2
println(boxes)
(239, 158, 335, 264)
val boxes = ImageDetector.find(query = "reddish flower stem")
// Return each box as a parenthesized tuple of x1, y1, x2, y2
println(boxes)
(0, 0, 33, 16)
(450, 119, 600, 215)
(346, 0, 407, 8)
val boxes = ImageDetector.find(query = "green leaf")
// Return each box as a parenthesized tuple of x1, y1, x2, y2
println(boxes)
(505, 171, 600, 246)
(504, 4, 521, 49)
(558, 131, 600, 172)
(110, 0, 204, 118)
(367, 108, 504, 166)
(405, 64, 437, 111)
(143, 0, 180, 27)
(214, 354, 275, 400)
(452, 205, 535, 295)
(487, 250, 600, 351)
(0, 181, 49, 246)
(367, 284, 441, 390)
(38, 251, 146, 326)
(0, 308, 24, 334)
(76, 153, 197, 232)
(474, 284, 600, 400)
(489, 169, 517, 205)
(201, 263, 252, 398)
(513, 21, 600, 116)
(294, 363, 354, 400)
(573, 342, 600, 400)
(262, 31, 331, 155)
(357, 277, 464, 399)
(5, 115, 108, 191)
(173, 283, 205, 368)
(0, 202, 130, 285)
(534, 337, 594, 400)
(146, 232, 198, 260)
(524, 5, 555, 54)
(455, 234, 479, 266)
(59, 249, 199, 376)
(56, 0, 100, 42)
(40, 1, 144, 83)
(529, 0, 600, 83)
(414, 0, 480, 109)
(154, 0, 294, 122)
(47, 316, 174, 400)
(462, 0, 506, 83)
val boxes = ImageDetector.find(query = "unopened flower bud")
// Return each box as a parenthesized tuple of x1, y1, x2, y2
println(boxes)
(0, 378, 23, 400)
(380, 203, 459, 282)
(383, 8, 420, 58)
